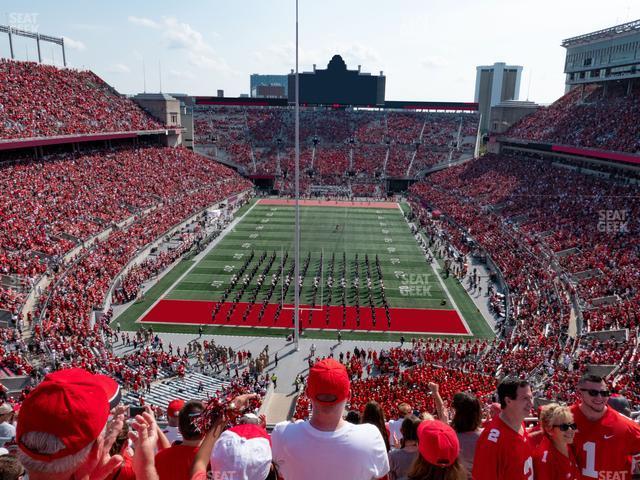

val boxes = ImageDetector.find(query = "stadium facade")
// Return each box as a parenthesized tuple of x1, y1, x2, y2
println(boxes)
(563, 19, 640, 92)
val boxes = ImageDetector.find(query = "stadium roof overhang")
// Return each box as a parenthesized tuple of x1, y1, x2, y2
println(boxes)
(562, 18, 640, 48)
(194, 96, 478, 112)
(497, 137, 640, 168)
(0, 128, 183, 152)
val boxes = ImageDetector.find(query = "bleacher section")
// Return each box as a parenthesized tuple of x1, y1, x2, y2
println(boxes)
(0, 59, 163, 140)
(121, 372, 230, 408)
(505, 82, 640, 153)
(193, 106, 479, 192)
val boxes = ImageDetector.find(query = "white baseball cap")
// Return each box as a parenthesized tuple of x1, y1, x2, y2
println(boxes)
(211, 424, 272, 480)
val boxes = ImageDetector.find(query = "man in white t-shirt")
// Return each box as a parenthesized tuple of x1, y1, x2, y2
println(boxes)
(386, 402, 412, 447)
(272, 358, 389, 480)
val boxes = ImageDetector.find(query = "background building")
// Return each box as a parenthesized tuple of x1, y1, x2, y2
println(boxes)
(254, 84, 286, 98)
(562, 19, 640, 92)
(489, 100, 538, 134)
(474, 62, 522, 132)
(250, 74, 288, 97)
(133, 93, 182, 146)
(288, 55, 385, 106)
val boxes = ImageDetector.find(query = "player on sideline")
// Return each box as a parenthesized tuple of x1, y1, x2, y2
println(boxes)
(472, 378, 535, 480)
(570, 374, 640, 479)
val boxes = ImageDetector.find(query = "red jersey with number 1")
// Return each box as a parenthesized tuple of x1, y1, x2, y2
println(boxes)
(472, 416, 535, 480)
(570, 404, 640, 479)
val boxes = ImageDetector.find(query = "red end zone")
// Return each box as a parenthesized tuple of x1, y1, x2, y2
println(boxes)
(141, 299, 470, 335)
(258, 199, 398, 209)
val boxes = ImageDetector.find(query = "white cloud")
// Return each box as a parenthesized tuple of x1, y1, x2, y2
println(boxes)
(169, 69, 196, 80)
(106, 63, 131, 73)
(128, 16, 231, 74)
(71, 23, 109, 32)
(255, 43, 382, 73)
(127, 16, 160, 29)
(63, 36, 86, 52)
(421, 56, 449, 69)
(341, 44, 381, 69)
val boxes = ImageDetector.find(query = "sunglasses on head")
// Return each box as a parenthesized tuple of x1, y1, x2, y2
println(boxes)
(579, 388, 611, 397)
(553, 423, 577, 431)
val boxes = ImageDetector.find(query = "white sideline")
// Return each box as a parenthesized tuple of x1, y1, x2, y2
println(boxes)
(134, 200, 260, 323)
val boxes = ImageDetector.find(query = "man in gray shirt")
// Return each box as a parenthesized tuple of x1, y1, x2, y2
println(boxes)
(0, 403, 15, 445)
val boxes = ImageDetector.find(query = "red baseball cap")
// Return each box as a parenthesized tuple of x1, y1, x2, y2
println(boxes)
(44, 368, 121, 409)
(17, 369, 111, 462)
(417, 420, 459, 467)
(306, 358, 350, 405)
(167, 399, 185, 417)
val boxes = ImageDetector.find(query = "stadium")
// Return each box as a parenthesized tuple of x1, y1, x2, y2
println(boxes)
(0, 3, 639, 480)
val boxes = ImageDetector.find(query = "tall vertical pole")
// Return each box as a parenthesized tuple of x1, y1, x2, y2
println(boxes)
(36, 33, 42, 63)
(8, 27, 14, 60)
(61, 38, 66, 67)
(294, 0, 300, 351)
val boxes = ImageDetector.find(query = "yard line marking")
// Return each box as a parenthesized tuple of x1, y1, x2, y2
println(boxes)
(135, 200, 260, 323)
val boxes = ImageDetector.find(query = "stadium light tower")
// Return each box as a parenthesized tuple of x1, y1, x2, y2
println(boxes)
(293, 0, 301, 351)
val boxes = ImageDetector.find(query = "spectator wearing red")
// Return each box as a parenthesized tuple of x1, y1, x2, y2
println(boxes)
(271, 358, 389, 480)
(15, 369, 125, 480)
(162, 399, 185, 445)
(533, 403, 580, 480)
(570, 374, 640, 479)
(407, 420, 466, 480)
(472, 378, 535, 480)
(154, 400, 205, 480)
(107, 421, 136, 480)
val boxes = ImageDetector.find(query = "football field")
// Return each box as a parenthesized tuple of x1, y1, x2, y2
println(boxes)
(116, 199, 494, 341)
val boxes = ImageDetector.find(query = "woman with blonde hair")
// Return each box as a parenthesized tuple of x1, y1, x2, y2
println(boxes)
(407, 420, 467, 480)
(533, 403, 580, 480)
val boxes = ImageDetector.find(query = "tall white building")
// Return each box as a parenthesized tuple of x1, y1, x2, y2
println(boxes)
(474, 62, 523, 132)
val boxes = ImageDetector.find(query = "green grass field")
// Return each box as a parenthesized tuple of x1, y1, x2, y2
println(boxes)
(115, 199, 494, 340)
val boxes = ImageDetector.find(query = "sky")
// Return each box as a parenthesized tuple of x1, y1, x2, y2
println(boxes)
(1, 0, 639, 104)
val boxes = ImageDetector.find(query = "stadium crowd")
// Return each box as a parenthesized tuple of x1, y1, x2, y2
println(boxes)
(409, 153, 639, 407)
(0, 57, 639, 479)
(0, 59, 163, 139)
(506, 83, 640, 153)
(0, 356, 638, 480)
(192, 105, 477, 187)
(0, 146, 249, 281)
